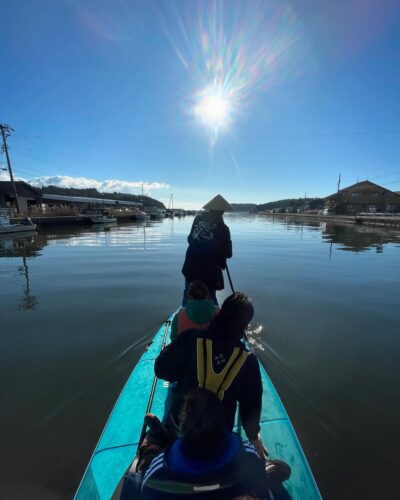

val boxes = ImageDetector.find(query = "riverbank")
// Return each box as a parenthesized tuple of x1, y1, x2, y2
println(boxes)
(10, 213, 151, 227)
(257, 211, 400, 228)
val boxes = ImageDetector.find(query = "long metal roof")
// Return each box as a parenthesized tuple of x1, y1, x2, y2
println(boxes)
(42, 194, 142, 206)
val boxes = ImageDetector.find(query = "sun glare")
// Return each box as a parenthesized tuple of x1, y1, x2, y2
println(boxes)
(165, 1, 306, 144)
(194, 90, 231, 131)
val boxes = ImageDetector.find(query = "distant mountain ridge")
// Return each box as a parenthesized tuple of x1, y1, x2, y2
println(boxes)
(36, 185, 166, 208)
(256, 197, 323, 211)
(230, 203, 258, 212)
(232, 198, 324, 212)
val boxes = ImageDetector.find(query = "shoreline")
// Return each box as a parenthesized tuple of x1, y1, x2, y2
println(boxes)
(10, 213, 154, 227)
(256, 211, 400, 229)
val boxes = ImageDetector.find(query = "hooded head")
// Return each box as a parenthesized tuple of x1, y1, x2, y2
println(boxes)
(188, 280, 209, 300)
(179, 387, 227, 459)
(203, 194, 232, 213)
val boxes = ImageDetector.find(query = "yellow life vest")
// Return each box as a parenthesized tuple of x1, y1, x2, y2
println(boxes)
(196, 338, 249, 400)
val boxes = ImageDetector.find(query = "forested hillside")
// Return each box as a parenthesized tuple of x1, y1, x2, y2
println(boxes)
(256, 198, 324, 211)
(231, 203, 258, 212)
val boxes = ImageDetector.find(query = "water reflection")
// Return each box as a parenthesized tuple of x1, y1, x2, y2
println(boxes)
(273, 216, 400, 253)
(0, 221, 167, 311)
(321, 222, 400, 253)
(0, 232, 40, 310)
(28, 221, 163, 249)
(1, 215, 400, 499)
(0, 231, 42, 258)
(18, 251, 38, 310)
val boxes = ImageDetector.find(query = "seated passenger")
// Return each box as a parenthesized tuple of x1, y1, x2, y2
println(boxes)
(170, 280, 218, 341)
(155, 292, 267, 459)
(120, 388, 290, 499)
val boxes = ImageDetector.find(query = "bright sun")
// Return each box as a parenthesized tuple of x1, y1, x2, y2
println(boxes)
(194, 91, 231, 131)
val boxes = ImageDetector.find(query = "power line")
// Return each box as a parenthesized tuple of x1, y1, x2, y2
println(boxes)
(13, 130, 400, 141)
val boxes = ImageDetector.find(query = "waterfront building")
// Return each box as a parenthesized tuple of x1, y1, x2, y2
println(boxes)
(0, 181, 41, 213)
(325, 180, 400, 214)
(0, 181, 144, 215)
(41, 193, 142, 210)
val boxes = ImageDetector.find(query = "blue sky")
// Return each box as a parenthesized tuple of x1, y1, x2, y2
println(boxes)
(1, 0, 400, 208)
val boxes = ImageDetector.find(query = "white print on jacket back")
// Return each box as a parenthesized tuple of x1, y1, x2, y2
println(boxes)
(192, 222, 217, 242)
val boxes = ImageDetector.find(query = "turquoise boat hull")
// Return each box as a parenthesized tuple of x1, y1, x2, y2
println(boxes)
(75, 313, 321, 499)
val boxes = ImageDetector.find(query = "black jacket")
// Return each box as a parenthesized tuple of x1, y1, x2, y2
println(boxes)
(154, 321, 262, 440)
(181, 212, 232, 290)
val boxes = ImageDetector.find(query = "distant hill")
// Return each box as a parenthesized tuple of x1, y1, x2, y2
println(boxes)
(231, 203, 258, 212)
(256, 197, 324, 212)
(36, 185, 165, 208)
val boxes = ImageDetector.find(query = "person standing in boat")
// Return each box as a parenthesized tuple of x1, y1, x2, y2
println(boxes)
(181, 194, 232, 306)
(155, 292, 267, 461)
(170, 280, 219, 341)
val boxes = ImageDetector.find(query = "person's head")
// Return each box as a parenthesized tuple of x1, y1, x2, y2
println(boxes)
(188, 280, 209, 301)
(217, 292, 254, 341)
(179, 387, 227, 459)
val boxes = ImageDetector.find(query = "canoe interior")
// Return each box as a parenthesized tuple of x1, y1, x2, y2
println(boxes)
(75, 314, 321, 500)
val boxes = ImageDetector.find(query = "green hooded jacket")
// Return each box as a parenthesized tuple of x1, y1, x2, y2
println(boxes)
(170, 300, 217, 341)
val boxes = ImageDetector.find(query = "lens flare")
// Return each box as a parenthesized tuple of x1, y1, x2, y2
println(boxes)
(160, 0, 309, 142)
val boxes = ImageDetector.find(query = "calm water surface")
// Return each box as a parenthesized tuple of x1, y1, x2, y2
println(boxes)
(1, 215, 399, 499)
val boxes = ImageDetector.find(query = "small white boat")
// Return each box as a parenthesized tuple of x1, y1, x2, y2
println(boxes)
(150, 208, 166, 219)
(82, 209, 117, 224)
(0, 212, 37, 235)
(132, 209, 150, 221)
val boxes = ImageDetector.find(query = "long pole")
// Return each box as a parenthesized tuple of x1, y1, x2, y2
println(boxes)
(0, 124, 21, 214)
(137, 319, 171, 449)
(225, 263, 235, 294)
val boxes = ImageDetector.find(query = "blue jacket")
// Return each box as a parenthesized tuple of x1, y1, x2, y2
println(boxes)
(120, 434, 274, 499)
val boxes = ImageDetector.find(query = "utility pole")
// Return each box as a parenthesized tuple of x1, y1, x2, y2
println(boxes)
(0, 123, 21, 214)
(141, 183, 144, 196)
(337, 173, 341, 193)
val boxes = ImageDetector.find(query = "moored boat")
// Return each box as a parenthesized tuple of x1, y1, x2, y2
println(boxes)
(0, 210, 37, 234)
(75, 313, 321, 499)
(132, 209, 151, 221)
(81, 209, 117, 224)
(151, 208, 166, 220)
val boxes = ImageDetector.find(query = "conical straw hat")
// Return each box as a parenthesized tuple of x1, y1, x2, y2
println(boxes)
(203, 194, 232, 211)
